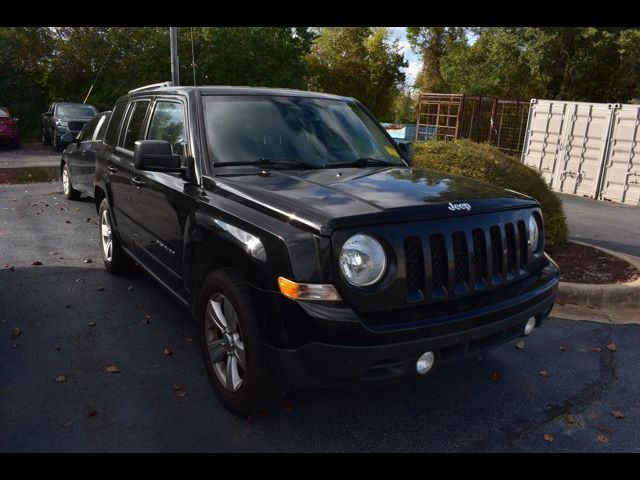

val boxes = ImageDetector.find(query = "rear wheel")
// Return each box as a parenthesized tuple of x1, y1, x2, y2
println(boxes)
(62, 163, 80, 200)
(98, 199, 133, 274)
(198, 268, 286, 415)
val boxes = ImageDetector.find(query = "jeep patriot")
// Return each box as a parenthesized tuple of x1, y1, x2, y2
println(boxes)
(91, 82, 560, 414)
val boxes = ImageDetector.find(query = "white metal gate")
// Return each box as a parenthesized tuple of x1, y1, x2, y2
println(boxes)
(521, 99, 640, 205)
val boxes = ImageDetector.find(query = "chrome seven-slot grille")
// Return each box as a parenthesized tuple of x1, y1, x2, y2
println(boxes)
(404, 219, 530, 301)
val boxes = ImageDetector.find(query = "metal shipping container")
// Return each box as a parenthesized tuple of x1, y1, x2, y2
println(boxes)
(521, 99, 640, 205)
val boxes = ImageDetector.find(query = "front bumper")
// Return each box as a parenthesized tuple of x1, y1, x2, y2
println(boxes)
(260, 260, 559, 388)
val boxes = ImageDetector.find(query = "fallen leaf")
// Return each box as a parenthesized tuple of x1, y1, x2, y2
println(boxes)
(607, 342, 618, 352)
(136, 304, 144, 310)
(96, 287, 105, 292)
(176, 390, 188, 398)
(64, 304, 72, 309)
(53, 346, 61, 351)
(127, 286, 133, 291)
(611, 410, 625, 419)
(88, 321, 97, 327)
(83, 258, 92, 264)
(543, 434, 554, 442)
(54, 375, 67, 383)
(85, 218, 92, 223)
(539, 370, 552, 377)
(10, 327, 21, 339)
(105, 364, 121, 373)
(142, 314, 152, 325)
(564, 414, 577, 425)
(488, 372, 501, 383)
(87, 409, 98, 418)
(184, 337, 195, 343)
(559, 345, 568, 352)
(173, 383, 184, 391)
(64, 220, 72, 224)
(32, 261, 43, 266)
(515, 340, 525, 350)
(591, 347, 602, 353)
(163, 348, 173, 356)
(597, 434, 609, 444)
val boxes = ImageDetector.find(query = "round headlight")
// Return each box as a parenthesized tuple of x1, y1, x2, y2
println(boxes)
(528, 214, 541, 252)
(339, 234, 387, 286)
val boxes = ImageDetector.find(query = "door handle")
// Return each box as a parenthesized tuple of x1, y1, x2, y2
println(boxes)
(107, 165, 118, 174)
(131, 177, 145, 188)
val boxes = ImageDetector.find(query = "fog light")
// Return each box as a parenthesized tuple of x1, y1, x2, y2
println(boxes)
(524, 316, 536, 336)
(416, 351, 435, 375)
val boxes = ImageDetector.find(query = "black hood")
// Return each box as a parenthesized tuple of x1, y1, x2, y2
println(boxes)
(207, 166, 538, 235)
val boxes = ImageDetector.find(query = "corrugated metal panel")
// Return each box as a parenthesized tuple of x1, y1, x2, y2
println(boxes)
(599, 105, 640, 205)
(521, 99, 640, 205)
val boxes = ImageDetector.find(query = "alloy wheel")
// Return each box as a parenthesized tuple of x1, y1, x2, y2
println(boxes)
(205, 294, 246, 392)
(101, 208, 113, 262)
(62, 166, 70, 196)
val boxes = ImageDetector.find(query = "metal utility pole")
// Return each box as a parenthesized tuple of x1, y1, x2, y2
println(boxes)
(170, 27, 180, 86)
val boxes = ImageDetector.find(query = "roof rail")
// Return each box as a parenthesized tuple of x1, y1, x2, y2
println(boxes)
(128, 81, 175, 94)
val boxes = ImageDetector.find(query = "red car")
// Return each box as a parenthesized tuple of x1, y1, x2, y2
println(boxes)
(0, 107, 19, 149)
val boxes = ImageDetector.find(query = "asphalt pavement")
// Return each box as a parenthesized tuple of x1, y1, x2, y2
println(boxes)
(1, 181, 639, 452)
(559, 193, 640, 260)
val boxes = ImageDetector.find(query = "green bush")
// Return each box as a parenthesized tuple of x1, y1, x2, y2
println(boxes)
(412, 139, 568, 246)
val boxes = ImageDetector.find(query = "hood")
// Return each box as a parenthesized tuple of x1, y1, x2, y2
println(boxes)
(206, 166, 538, 235)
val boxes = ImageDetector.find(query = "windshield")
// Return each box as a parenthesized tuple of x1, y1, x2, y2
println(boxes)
(57, 104, 97, 117)
(202, 95, 405, 169)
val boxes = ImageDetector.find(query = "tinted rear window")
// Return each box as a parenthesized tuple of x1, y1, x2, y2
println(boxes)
(122, 101, 150, 151)
(104, 103, 128, 147)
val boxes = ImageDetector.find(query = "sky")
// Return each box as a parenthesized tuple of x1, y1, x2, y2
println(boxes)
(389, 27, 421, 86)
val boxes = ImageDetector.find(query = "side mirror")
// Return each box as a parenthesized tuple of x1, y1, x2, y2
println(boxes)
(60, 132, 78, 144)
(44, 112, 52, 117)
(134, 140, 181, 173)
(396, 141, 413, 166)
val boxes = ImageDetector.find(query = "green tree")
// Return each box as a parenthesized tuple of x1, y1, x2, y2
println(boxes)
(306, 27, 407, 120)
(406, 27, 466, 92)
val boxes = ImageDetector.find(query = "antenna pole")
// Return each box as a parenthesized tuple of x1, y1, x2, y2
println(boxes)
(170, 27, 180, 86)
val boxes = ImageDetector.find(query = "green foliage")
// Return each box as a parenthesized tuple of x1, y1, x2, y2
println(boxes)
(406, 27, 466, 92)
(412, 139, 568, 246)
(1, 27, 316, 140)
(306, 27, 407, 120)
(436, 27, 640, 103)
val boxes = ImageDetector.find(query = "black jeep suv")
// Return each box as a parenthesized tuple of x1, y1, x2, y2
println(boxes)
(93, 82, 559, 415)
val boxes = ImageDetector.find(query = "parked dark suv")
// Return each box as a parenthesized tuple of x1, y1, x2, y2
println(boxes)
(42, 102, 98, 152)
(93, 82, 560, 415)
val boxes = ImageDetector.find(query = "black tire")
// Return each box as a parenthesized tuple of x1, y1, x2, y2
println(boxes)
(198, 268, 287, 415)
(62, 162, 80, 200)
(42, 128, 50, 145)
(53, 134, 64, 152)
(98, 198, 134, 274)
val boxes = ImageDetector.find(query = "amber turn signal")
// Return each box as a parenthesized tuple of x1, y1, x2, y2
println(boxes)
(277, 277, 341, 301)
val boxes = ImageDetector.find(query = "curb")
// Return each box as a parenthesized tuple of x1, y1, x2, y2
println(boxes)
(556, 240, 640, 308)
(553, 241, 640, 324)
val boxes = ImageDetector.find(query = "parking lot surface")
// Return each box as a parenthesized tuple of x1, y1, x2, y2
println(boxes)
(2, 180, 640, 452)
(560, 193, 640, 260)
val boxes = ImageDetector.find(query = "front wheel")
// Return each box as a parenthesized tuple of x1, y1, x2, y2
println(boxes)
(98, 199, 133, 274)
(198, 268, 286, 415)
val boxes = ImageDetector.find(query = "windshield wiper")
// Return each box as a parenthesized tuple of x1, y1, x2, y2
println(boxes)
(213, 158, 320, 169)
(322, 157, 399, 168)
